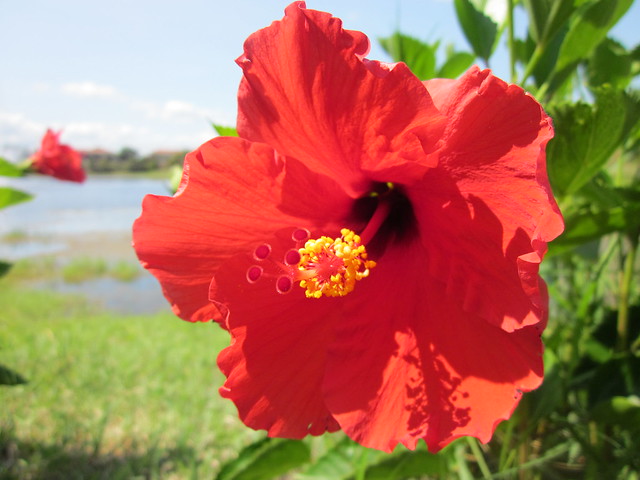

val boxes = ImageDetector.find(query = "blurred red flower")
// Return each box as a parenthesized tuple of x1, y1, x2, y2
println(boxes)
(32, 129, 85, 183)
(133, 2, 563, 452)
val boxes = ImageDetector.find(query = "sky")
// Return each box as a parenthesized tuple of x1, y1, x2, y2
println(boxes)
(1, 0, 639, 159)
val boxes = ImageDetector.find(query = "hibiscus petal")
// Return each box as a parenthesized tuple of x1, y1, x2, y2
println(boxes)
(214, 233, 341, 437)
(416, 67, 564, 332)
(323, 239, 543, 452)
(133, 137, 354, 323)
(33, 129, 85, 183)
(236, 1, 444, 195)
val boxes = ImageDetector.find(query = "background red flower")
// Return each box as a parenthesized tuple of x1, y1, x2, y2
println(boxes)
(31, 129, 86, 183)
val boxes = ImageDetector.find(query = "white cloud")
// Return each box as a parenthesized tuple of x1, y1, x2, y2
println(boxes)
(0, 112, 46, 160)
(61, 81, 119, 98)
(63, 121, 151, 147)
(162, 100, 205, 119)
(0, 112, 44, 134)
(0, 87, 234, 157)
(132, 98, 219, 122)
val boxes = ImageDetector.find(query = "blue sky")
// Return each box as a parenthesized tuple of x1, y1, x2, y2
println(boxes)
(1, 0, 638, 159)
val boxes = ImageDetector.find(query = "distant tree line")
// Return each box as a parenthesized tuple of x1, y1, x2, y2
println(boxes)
(81, 147, 187, 173)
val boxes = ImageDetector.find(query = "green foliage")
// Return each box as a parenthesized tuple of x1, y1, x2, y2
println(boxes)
(522, 0, 575, 48)
(0, 187, 32, 210)
(554, 0, 633, 76)
(216, 438, 310, 480)
(213, 124, 239, 137)
(379, 32, 474, 80)
(0, 157, 23, 177)
(0, 363, 27, 386)
(588, 37, 635, 89)
(82, 148, 187, 174)
(379, 33, 438, 79)
(546, 86, 631, 196)
(453, 0, 501, 63)
(437, 50, 476, 79)
(0, 260, 11, 277)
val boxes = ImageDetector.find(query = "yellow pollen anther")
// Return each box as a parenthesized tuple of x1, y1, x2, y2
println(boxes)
(297, 228, 376, 298)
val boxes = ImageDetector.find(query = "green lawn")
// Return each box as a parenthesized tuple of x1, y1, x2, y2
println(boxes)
(0, 284, 258, 479)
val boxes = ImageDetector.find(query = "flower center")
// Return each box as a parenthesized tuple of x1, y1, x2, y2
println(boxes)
(296, 228, 376, 298)
(245, 186, 394, 298)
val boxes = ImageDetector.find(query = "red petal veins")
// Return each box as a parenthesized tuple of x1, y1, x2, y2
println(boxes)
(133, 137, 354, 323)
(323, 239, 543, 452)
(416, 68, 564, 332)
(236, 1, 444, 195)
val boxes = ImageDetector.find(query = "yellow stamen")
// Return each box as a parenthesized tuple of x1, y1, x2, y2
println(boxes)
(297, 228, 376, 298)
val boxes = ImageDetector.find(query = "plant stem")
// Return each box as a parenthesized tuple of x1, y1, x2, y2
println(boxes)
(521, 44, 545, 86)
(617, 232, 639, 352)
(466, 437, 492, 479)
(507, 0, 517, 84)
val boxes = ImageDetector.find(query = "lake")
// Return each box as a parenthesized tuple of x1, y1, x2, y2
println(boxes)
(0, 174, 174, 313)
(0, 175, 171, 239)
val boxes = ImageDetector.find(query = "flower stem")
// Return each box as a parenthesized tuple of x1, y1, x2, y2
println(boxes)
(521, 44, 544, 86)
(466, 437, 492, 479)
(507, 0, 517, 84)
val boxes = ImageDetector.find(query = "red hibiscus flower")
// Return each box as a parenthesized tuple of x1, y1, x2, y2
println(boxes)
(133, 2, 563, 452)
(31, 129, 86, 183)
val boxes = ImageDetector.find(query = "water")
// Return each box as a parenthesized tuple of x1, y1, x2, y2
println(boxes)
(1, 174, 173, 313)
(0, 175, 170, 238)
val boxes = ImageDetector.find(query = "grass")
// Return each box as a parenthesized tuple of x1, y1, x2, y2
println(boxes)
(109, 260, 142, 282)
(0, 285, 257, 479)
(6, 256, 142, 285)
(61, 258, 109, 283)
(1, 231, 29, 243)
(5, 256, 57, 282)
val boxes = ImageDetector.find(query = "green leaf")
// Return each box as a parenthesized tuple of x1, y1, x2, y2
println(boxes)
(379, 33, 437, 80)
(521, 0, 550, 44)
(525, 350, 565, 423)
(212, 124, 238, 137)
(546, 86, 628, 196)
(437, 51, 475, 79)
(583, 337, 614, 364)
(0, 363, 27, 386)
(523, 0, 575, 47)
(586, 356, 640, 408)
(591, 396, 640, 432)
(551, 203, 640, 252)
(0, 187, 33, 210)
(453, 0, 499, 63)
(588, 37, 633, 89)
(299, 437, 376, 480)
(168, 164, 184, 195)
(0, 260, 12, 277)
(216, 437, 310, 480)
(0, 157, 23, 177)
(621, 89, 640, 145)
(362, 450, 448, 479)
(554, 0, 633, 75)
